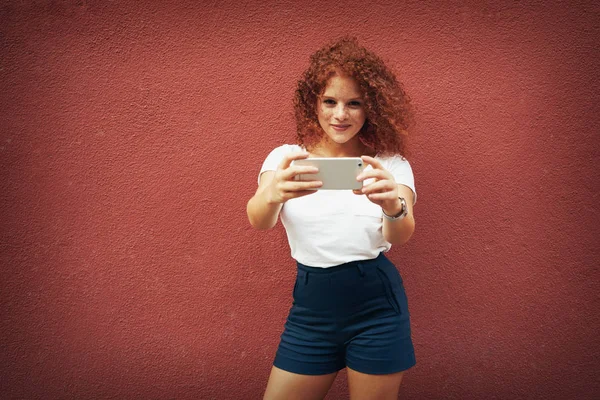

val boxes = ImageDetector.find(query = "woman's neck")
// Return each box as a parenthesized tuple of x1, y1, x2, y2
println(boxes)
(309, 138, 373, 158)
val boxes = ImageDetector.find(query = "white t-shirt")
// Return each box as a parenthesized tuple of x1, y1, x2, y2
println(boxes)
(259, 144, 417, 268)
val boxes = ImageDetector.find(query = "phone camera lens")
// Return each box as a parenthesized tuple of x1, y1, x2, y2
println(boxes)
(358, 163, 362, 167)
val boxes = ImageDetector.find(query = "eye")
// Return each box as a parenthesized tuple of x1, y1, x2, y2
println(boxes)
(323, 99, 336, 105)
(348, 101, 362, 107)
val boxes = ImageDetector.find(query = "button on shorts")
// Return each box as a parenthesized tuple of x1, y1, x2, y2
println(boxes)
(273, 253, 416, 375)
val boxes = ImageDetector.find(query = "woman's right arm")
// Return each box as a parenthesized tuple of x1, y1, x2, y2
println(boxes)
(247, 152, 322, 230)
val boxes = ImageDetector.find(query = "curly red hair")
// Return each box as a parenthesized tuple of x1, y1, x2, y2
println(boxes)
(294, 37, 413, 157)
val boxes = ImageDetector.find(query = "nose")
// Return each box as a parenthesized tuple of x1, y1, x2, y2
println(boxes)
(333, 104, 348, 121)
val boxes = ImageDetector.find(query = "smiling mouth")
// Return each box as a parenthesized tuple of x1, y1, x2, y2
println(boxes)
(331, 124, 351, 131)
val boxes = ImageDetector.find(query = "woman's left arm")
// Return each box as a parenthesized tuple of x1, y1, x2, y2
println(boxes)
(355, 156, 416, 246)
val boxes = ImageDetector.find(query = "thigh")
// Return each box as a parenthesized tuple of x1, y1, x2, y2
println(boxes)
(347, 367, 404, 400)
(263, 366, 338, 400)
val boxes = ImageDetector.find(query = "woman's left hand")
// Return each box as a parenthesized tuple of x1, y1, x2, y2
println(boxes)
(354, 155, 403, 216)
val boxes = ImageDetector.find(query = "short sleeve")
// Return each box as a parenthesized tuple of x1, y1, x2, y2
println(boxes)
(381, 156, 417, 204)
(257, 144, 301, 185)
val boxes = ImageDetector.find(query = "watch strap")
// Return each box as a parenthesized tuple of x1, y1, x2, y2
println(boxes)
(382, 197, 408, 221)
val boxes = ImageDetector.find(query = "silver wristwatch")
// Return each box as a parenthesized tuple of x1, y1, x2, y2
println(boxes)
(382, 197, 408, 221)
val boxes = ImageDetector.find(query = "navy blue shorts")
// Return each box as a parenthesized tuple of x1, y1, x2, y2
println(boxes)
(273, 253, 416, 375)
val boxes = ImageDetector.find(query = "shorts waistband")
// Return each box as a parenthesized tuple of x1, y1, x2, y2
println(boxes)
(296, 252, 388, 274)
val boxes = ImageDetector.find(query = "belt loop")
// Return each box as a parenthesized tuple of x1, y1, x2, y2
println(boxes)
(357, 263, 365, 277)
(304, 271, 309, 285)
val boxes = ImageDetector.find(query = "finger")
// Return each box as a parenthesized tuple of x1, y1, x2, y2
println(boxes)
(362, 180, 395, 195)
(367, 192, 397, 201)
(285, 190, 320, 200)
(357, 168, 391, 182)
(282, 165, 319, 181)
(352, 189, 364, 195)
(361, 155, 384, 170)
(279, 151, 310, 170)
(281, 180, 323, 192)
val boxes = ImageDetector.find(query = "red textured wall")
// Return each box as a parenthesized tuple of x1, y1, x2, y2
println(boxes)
(1, 1, 598, 399)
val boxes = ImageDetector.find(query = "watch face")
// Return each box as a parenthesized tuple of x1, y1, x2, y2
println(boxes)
(383, 197, 408, 220)
(399, 197, 407, 216)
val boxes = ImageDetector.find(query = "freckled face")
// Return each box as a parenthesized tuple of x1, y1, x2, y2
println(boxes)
(317, 74, 366, 147)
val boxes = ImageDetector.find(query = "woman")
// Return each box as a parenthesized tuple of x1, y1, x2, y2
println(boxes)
(247, 37, 417, 400)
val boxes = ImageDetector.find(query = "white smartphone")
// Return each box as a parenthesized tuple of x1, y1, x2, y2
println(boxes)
(292, 157, 365, 190)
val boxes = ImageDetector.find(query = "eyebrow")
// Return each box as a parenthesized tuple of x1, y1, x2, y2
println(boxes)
(321, 95, 363, 101)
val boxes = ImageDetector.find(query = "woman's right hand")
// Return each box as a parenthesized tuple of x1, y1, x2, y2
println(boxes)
(266, 152, 323, 204)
